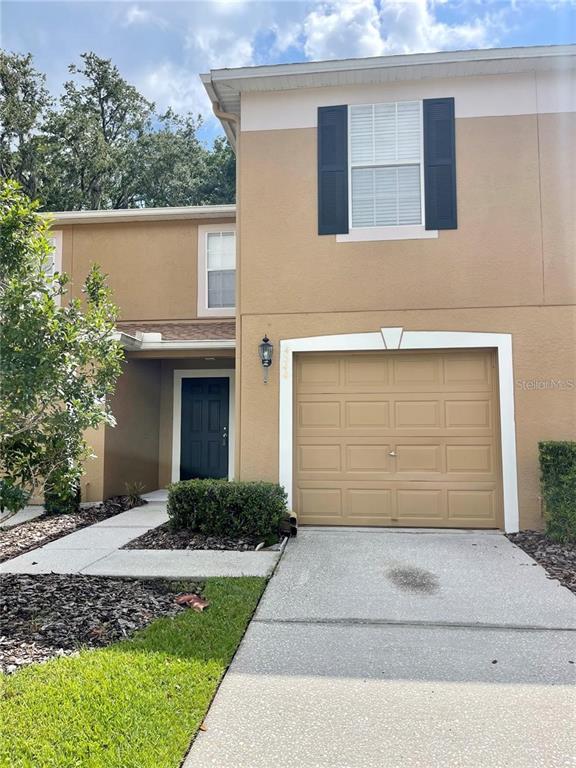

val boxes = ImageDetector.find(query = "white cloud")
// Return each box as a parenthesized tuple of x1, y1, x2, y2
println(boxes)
(187, 27, 255, 69)
(302, 0, 503, 61)
(123, 4, 167, 29)
(139, 61, 212, 116)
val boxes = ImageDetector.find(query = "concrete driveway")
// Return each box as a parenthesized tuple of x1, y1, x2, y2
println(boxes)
(185, 529, 576, 768)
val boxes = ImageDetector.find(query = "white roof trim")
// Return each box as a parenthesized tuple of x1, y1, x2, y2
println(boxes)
(205, 45, 575, 86)
(201, 45, 576, 143)
(47, 204, 235, 226)
(114, 332, 235, 352)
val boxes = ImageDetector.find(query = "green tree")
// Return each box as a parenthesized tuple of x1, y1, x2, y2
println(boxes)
(0, 50, 236, 210)
(0, 51, 53, 200)
(197, 136, 236, 204)
(0, 180, 124, 514)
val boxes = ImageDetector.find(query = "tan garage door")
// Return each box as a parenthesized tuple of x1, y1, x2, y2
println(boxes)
(294, 349, 502, 528)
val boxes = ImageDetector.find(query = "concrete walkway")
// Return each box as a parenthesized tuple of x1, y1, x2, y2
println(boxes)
(0, 490, 279, 579)
(185, 528, 576, 768)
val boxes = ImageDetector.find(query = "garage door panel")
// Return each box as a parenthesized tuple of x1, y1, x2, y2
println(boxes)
(345, 400, 391, 428)
(345, 489, 393, 520)
(298, 401, 341, 429)
(298, 488, 342, 519)
(345, 444, 392, 472)
(396, 489, 444, 521)
(295, 350, 502, 528)
(395, 400, 442, 428)
(445, 399, 492, 429)
(447, 489, 496, 521)
(392, 355, 443, 387)
(446, 444, 493, 474)
(395, 444, 443, 473)
(443, 354, 492, 387)
(344, 356, 390, 387)
(298, 445, 342, 473)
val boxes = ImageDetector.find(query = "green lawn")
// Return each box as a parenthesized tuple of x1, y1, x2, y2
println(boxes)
(0, 577, 266, 768)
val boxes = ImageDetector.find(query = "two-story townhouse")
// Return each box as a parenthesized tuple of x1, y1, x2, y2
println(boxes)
(201, 44, 575, 533)
(49, 44, 575, 533)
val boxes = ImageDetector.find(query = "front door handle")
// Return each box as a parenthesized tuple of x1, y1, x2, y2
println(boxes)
(222, 426, 228, 446)
(388, 451, 397, 457)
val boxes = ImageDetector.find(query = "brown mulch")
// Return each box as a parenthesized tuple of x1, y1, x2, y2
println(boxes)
(0, 573, 202, 674)
(507, 530, 576, 595)
(0, 496, 147, 565)
(123, 522, 262, 551)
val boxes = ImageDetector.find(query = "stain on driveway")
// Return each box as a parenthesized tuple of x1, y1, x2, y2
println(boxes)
(386, 565, 439, 594)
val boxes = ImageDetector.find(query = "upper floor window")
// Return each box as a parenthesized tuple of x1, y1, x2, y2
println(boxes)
(349, 101, 423, 229)
(198, 224, 235, 317)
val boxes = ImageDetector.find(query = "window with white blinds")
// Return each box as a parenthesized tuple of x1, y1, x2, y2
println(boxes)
(349, 101, 423, 228)
(206, 231, 235, 309)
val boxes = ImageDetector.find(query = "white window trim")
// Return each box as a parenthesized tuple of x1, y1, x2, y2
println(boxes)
(336, 225, 438, 243)
(344, 101, 438, 242)
(171, 369, 235, 483)
(197, 223, 236, 318)
(279, 328, 519, 533)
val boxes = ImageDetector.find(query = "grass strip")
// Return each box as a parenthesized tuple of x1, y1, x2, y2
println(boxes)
(0, 577, 266, 768)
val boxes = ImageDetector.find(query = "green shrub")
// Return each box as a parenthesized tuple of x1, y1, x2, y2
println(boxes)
(0, 479, 30, 517)
(44, 474, 81, 515)
(539, 441, 576, 543)
(167, 479, 287, 540)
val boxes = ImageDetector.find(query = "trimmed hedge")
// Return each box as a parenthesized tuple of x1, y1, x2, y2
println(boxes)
(539, 441, 576, 543)
(167, 479, 287, 540)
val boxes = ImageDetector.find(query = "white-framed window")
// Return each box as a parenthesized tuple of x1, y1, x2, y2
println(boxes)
(349, 101, 423, 230)
(197, 224, 236, 317)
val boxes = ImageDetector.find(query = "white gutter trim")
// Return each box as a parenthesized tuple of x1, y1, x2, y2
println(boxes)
(46, 204, 236, 226)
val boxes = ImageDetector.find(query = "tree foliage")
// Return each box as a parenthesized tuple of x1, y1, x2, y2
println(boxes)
(0, 180, 124, 510)
(0, 51, 235, 210)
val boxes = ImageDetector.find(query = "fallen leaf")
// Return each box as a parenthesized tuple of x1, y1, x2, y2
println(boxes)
(175, 594, 210, 612)
(199, 723, 208, 732)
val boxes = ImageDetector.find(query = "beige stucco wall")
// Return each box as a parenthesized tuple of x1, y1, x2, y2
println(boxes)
(58, 217, 235, 321)
(102, 358, 162, 498)
(236, 111, 576, 530)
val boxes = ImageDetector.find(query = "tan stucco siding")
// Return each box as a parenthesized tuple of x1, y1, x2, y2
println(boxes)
(238, 115, 575, 316)
(103, 358, 162, 498)
(58, 218, 235, 321)
(82, 426, 106, 503)
(237, 307, 575, 531)
(539, 112, 576, 305)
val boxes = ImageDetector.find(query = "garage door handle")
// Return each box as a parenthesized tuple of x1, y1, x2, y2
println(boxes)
(388, 451, 397, 457)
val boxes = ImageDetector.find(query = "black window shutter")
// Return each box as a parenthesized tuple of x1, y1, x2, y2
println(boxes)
(423, 98, 457, 230)
(317, 105, 349, 235)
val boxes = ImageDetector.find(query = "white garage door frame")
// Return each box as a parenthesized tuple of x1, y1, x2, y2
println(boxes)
(279, 328, 519, 533)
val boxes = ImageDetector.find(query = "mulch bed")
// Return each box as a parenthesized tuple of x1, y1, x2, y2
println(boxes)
(0, 573, 202, 674)
(123, 522, 261, 551)
(0, 496, 146, 565)
(507, 530, 576, 595)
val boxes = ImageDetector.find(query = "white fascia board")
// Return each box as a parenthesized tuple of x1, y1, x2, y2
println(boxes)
(46, 205, 236, 226)
(208, 45, 576, 90)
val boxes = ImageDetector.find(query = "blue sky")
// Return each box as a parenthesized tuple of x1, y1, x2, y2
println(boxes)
(3, 0, 575, 144)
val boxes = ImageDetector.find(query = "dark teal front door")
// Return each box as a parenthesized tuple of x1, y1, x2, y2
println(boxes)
(180, 377, 229, 480)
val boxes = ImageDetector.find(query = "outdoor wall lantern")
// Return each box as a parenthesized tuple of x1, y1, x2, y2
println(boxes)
(258, 335, 274, 383)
